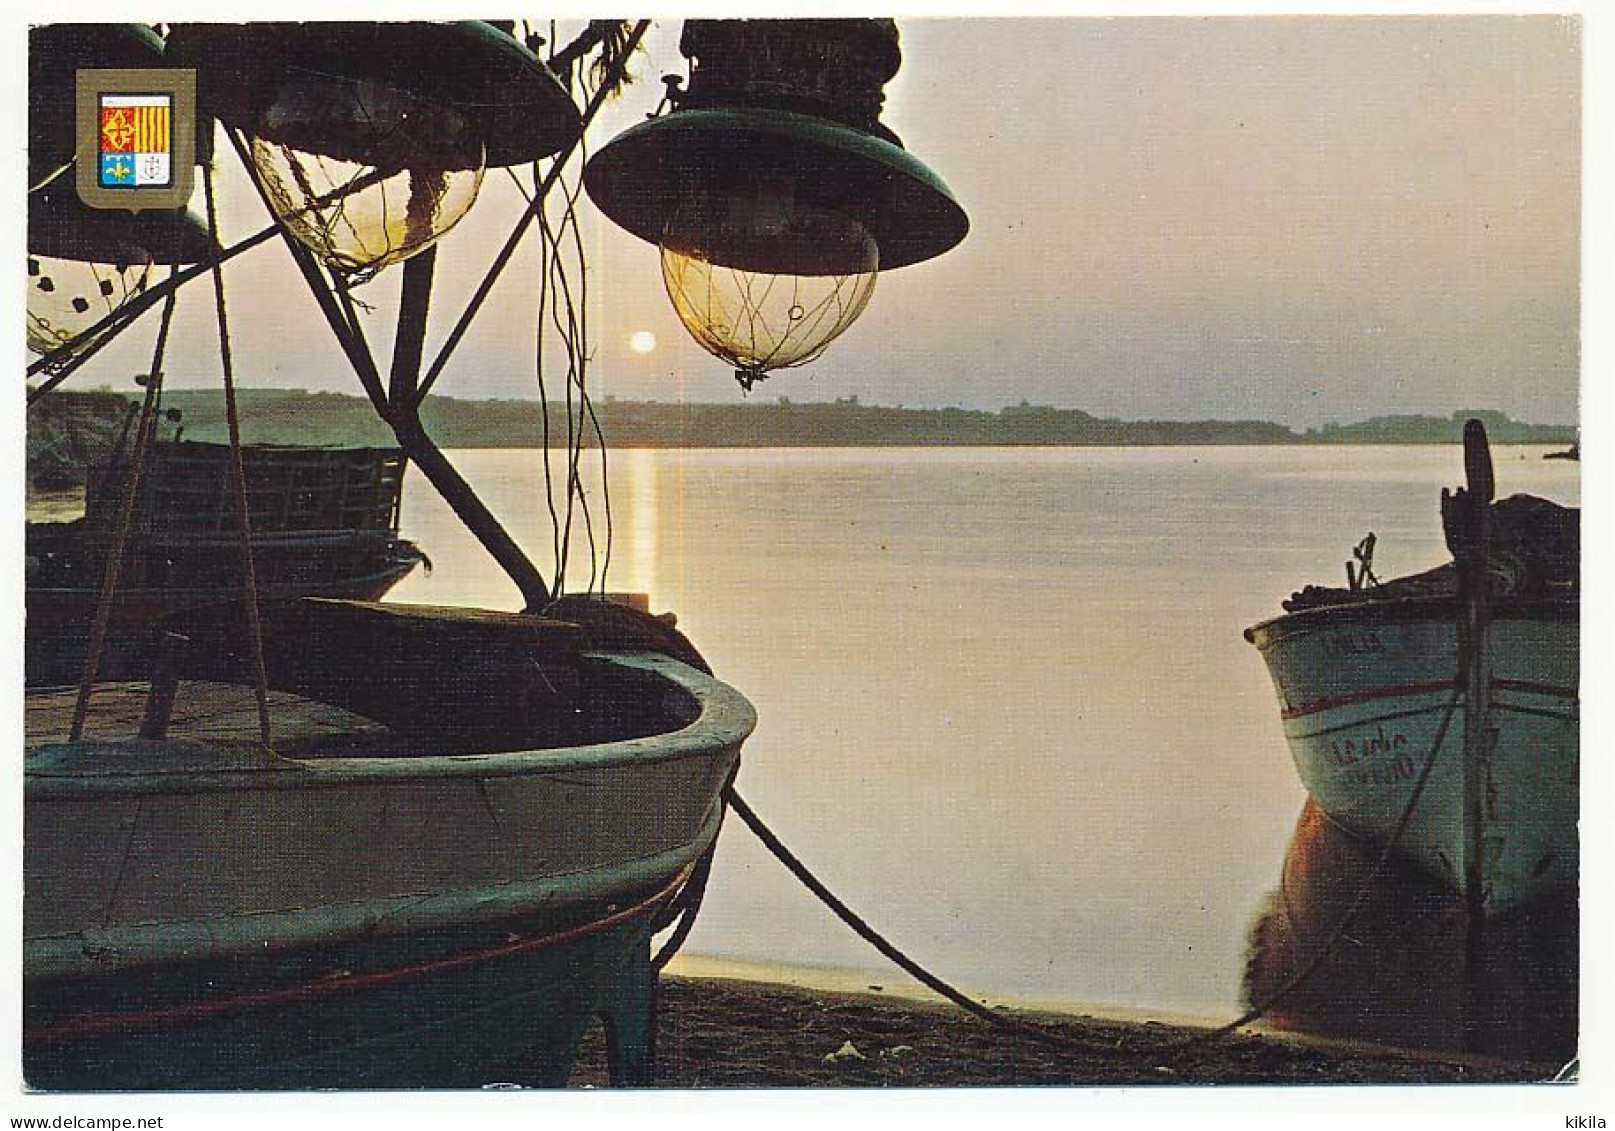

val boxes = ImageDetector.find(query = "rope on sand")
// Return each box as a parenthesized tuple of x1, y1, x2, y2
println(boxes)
(726, 786, 1084, 1051)
(725, 676, 1462, 1052)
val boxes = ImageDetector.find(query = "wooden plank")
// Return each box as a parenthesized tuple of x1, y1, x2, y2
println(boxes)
(27, 680, 392, 755)
(250, 599, 586, 749)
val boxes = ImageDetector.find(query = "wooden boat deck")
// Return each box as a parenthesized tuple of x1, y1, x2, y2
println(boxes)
(26, 680, 395, 758)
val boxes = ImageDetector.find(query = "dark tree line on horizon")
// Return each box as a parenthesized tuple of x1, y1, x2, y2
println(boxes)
(29, 386, 1577, 469)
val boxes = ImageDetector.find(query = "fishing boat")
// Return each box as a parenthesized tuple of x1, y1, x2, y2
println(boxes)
(26, 439, 426, 686)
(24, 16, 960, 1090)
(20, 20, 747, 1093)
(24, 596, 753, 1090)
(1245, 423, 1578, 916)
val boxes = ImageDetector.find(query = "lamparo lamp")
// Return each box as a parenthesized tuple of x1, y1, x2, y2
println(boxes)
(165, 22, 582, 276)
(27, 182, 215, 359)
(584, 19, 968, 390)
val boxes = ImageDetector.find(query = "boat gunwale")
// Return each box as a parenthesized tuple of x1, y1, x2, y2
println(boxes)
(25, 800, 724, 982)
(69, 529, 419, 550)
(1244, 593, 1578, 651)
(25, 651, 757, 798)
(25, 551, 424, 605)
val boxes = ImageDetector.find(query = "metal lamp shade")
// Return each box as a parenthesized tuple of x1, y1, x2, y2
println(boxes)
(29, 183, 217, 266)
(163, 22, 581, 168)
(583, 106, 968, 273)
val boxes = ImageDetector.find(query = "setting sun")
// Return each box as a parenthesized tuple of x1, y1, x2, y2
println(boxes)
(629, 330, 656, 354)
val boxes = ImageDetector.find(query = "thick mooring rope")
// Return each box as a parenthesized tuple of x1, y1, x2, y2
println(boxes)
(1183, 680, 1462, 1046)
(725, 674, 1464, 1052)
(724, 786, 1081, 1050)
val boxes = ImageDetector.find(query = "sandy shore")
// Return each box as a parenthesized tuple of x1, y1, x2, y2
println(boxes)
(569, 974, 1567, 1088)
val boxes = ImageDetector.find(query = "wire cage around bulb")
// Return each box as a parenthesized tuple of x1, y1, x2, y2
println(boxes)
(165, 22, 582, 274)
(584, 20, 967, 386)
(248, 69, 488, 274)
(659, 193, 881, 388)
(27, 245, 152, 359)
(26, 183, 215, 359)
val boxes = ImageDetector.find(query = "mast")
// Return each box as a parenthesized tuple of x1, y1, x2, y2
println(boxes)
(1445, 417, 1495, 1047)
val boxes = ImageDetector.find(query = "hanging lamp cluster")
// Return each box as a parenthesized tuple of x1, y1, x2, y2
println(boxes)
(31, 18, 968, 388)
(164, 22, 581, 276)
(584, 18, 968, 389)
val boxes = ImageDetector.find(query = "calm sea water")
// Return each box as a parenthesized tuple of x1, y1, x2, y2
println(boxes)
(388, 444, 1580, 1021)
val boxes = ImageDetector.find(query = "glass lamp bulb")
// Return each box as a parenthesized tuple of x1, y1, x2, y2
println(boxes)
(658, 193, 878, 386)
(249, 71, 485, 274)
(26, 247, 151, 358)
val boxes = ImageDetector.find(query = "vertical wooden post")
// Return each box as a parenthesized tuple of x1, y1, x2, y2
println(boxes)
(139, 632, 190, 740)
(1457, 420, 1494, 920)
(1452, 417, 1495, 1048)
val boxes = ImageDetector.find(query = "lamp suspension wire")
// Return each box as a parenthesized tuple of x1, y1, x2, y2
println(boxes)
(516, 164, 566, 586)
(551, 69, 612, 599)
(507, 42, 619, 602)
(558, 32, 623, 599)
(67, 250, 183, 742)
(410, 19, 652, 412)
(201, 157, 274, 749)
(547, 159, 588, 595)
(542, 140, 603, 598)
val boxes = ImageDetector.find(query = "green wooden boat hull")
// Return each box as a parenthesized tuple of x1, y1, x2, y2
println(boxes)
(25, 883, 670, 1091)
(25, 616, 756, 1092)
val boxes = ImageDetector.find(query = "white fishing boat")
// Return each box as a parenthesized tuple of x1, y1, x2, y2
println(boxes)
(1246, 425, 1578, 916)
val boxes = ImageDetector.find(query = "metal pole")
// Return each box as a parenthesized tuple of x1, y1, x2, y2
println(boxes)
(222, 128, 553, 610)
(384, 248, 555, 609)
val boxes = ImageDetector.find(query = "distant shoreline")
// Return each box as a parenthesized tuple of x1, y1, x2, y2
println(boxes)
(27, 387, 1577, 478)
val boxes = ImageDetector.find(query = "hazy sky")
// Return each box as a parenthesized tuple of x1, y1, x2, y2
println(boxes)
(70, 16, 1580, 426)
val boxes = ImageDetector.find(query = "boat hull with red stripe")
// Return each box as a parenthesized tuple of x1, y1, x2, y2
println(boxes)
(1245, 596, 1577, 915)
(23, 600, 756, 1091)
(24, 866, 689, 1090)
